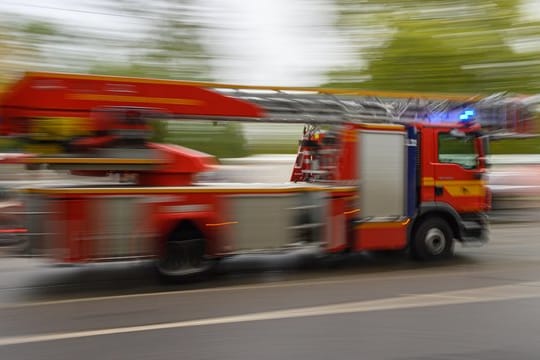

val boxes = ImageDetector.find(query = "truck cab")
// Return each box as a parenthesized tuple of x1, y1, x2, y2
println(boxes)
(291, 119, 489, 260)
(417, 122, 489, 247)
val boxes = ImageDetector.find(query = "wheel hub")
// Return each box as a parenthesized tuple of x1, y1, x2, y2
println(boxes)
(425, 228, 446, 255)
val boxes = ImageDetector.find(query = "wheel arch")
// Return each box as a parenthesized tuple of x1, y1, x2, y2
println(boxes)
(167, 219, 205, 240)
(410, 202, 462, 244)
(160, 215, 209, 245)
(158, 217, 208, 256)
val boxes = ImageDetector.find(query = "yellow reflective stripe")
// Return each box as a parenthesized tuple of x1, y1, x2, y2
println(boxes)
(436, 180, 486, 186)
(358, 123, 405, 131)
(343, 130, 357, 142)
(422, 178, 486, 186)
(22, 186, 336, 195)
(67, 93, 202, 106)
(23, 157, 163, 165)
(356, 219, 410, 229)
(421, 178, 486, 197)
(422, 177, 435, 186)
(443, 185, 486, 197)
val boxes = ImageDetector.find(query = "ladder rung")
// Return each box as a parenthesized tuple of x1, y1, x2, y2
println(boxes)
(288, 222, 324, 230)
(288, 204, 323, 211)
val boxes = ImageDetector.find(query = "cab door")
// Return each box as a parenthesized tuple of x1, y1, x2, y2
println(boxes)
(432, 130, 486, 213)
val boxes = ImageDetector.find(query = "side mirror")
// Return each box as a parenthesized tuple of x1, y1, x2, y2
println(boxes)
(477, 156, 490, 169)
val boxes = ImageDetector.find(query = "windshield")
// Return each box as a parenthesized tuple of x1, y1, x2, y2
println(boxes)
(438, 132, 478, 169)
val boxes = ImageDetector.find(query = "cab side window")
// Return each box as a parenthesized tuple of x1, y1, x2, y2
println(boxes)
(438, 133, 477, 169)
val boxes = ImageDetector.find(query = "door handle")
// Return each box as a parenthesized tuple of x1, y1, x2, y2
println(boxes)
(473, 172, 484, 180)
(435, 186, 444, 196)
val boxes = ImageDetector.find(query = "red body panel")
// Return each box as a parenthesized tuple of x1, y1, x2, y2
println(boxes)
(337, 125, 358, 182)
(44, 191, 226, 262)
(325, 191, 357, 253)
(138, 142, 218, 186)
(0, 72, 264, 136)
(354, 222, 408, 251)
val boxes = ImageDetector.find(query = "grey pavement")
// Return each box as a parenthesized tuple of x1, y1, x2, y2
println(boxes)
(0, 223, 539, 359)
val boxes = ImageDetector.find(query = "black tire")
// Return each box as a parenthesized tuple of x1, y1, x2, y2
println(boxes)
(156, 223, 215, 282)
(410, 217, 454, 261)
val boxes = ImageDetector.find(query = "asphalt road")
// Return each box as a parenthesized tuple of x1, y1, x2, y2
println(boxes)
(0, 223, 540, 359)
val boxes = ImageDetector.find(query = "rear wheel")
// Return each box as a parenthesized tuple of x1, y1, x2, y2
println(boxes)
(410, 217, 454, 261)
(156, 223, 215, 282)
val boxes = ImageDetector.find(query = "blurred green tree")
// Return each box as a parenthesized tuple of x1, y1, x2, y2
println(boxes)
(0, 17, 59, 86)
(92, 0, 213, 81)
(86, 0, 247, 156)
(327, 0, 540, 93)
(0, 3, 248, 157)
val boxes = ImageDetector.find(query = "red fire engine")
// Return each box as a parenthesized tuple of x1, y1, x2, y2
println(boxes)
(1, 71, 532, 280)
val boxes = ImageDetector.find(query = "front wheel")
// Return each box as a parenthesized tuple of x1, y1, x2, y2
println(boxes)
(410, 217, 454, 261)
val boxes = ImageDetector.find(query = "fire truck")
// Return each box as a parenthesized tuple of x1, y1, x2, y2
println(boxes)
(0, 72, 532, 280)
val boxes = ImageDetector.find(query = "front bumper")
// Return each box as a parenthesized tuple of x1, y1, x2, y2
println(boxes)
(459, 213, 489, 246)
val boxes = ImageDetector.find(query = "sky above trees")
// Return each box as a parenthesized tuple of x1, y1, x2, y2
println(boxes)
(2, 0, 540, 93)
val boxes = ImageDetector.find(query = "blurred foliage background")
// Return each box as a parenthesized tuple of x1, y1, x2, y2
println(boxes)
(2, 0, 540, 155)
(328, 0, 540, 93)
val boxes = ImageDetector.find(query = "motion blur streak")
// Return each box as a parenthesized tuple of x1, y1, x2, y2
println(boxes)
(2, 281, 540, 347)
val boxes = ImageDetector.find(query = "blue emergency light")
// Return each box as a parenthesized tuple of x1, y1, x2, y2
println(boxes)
(459, 109, 475, 121)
